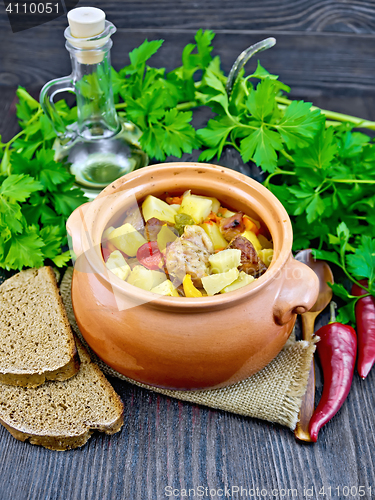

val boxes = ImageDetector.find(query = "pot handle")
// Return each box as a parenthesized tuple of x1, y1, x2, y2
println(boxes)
(66, 202, 91, 258)
(273, 255, 319, 326)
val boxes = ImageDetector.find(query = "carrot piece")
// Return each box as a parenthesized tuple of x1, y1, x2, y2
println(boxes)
(166, 196, 183, 205)
(204, 212, 222, 224)
(243, 217, 259, 234)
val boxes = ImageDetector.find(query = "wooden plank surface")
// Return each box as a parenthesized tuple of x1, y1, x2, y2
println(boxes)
(2, 27, 375, 97)
(2, 0, 375, 33)
(0, 88, 375, 500)
(1, 0, 375, 96)
(1, 1, 375, 499)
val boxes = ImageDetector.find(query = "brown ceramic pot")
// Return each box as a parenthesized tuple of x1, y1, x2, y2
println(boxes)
(67, 162, 319, 390)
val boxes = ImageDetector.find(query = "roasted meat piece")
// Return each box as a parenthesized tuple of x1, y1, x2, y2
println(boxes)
(123, 207, 145, 232)
(181, 225, 214, 254)
(145, 217, 174, 241)
(228, 235, 267, 277)
(165, 225, 214, 287)
(220, 213, 245, 241)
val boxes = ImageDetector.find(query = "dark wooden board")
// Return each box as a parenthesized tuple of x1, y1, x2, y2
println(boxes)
(1, 1, 375, 498)
(2, 0, 375, 33)
(1, 87, 375, 500)
(0, 354, 374, 500)
(2, 26, 375, 98)
(1, 0, 375, 97)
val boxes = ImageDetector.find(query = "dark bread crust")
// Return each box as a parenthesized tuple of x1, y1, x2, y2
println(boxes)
(0, 337, 124, 451)
(0, 352, 80, 387)
(0, 411, 124, 451)
(0, 267, 80, 387)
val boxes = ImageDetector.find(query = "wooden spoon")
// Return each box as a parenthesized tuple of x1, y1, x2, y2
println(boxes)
(294, 249, 334, 442)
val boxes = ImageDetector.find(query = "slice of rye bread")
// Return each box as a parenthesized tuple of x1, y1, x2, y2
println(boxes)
(0, 337, 124, 450)
(0, 267, 79, 387)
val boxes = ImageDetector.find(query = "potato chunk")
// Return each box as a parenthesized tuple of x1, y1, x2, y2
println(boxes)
(105, 250, 131, 281)
(200, 222, 228, 251)
(221, 271, 255, 293)
(208, 249, 241, 274)
(151, 280, 179, 297)
(127, 265, 166, 291)
(179, 194, 212, 224)
(258, 234, 273, 249)
(219, 207, 236, 218)
(258, 249, 274, 267)
(142, 195, 178, 224)
(207, 197, 220, 213)
(108, 223, 147, 257)
(102, 226, 115, 241)
(201, 268, 239, 296)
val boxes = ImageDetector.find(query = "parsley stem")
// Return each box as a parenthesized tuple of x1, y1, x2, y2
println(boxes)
(176, 101, 198, 111)
(263, 168, 295, 188)
(4, 108, 43, 148)
(114, 100, 198, 112)
(331, 179, 375, 184)
(114, 102, 127, 110)
(275, 96, 375, 130)
(341, 263, 370, 292)
(280, 149, 295, 162)
(224, 141, 241, 154)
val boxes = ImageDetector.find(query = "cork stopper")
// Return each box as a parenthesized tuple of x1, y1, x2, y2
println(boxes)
(67, 7, 107, 64)
(68, 7, 105, 38)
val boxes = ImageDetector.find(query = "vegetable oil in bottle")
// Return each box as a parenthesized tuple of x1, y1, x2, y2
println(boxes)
(40, 7, 148, 199)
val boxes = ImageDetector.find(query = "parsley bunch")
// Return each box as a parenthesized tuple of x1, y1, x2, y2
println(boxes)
(1, 28, 374, 305)
(194, 58, 375, 323)
(111, 30, 216, 160)
(0, 89, 87, 270)
(196, 61, 325, 171)
(313, 223, 375, 323)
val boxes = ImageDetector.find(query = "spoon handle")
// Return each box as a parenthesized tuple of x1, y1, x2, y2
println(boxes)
(295, 361, 315, 441)
(301, 312, 317, 342)
(225, 37, 276, 96)
(295, 312, 318, 441)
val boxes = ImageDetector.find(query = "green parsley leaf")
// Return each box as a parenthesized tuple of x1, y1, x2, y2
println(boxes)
(248, 61, 279, 80)
(311, 249, 341, 268)
(161, 109, 197, 157)
(336, 299, 357, 325)
(52, 250, 72, 268)
(3, 228, 45, 270)
(129, 39, 164, 70)
(39, 225, 64, 259)
(346, 236, 375, 284)
(328, 282, 352, 301)
(240, 126, 282, 171)
(0, 174, 42, 201)
(305, 193, 326, 224)
(140, 126, 165, 161)
(0, 197, 23, 233)
(275, 101, 324, 149)
(293, 127, 337, 172)
(197, 116, 235, 159)
(246, 79, 277, 121)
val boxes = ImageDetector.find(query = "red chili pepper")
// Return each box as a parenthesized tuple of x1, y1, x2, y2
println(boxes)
(136, 241, 164, 270)
(351, 279, 375, 379)
(309, 303, 357, 442)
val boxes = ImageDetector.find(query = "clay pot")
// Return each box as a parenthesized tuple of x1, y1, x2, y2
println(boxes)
(67, 163, 319, 390)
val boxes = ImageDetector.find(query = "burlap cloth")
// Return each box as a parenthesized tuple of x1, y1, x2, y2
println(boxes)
(60, 268, 316, 430)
